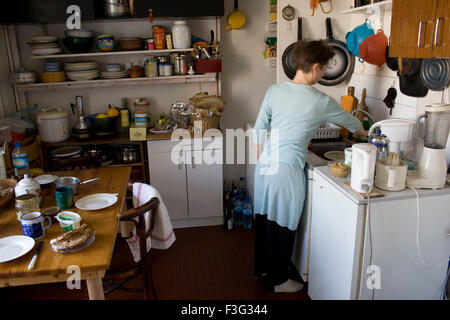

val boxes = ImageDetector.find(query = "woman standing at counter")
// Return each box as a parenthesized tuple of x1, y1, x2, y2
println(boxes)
(253, 40, 366, 293)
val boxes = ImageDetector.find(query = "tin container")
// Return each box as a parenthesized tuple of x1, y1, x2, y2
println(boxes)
(15, 194, 40, 220)
(174, 55, 188, 75)
(163, 63, 173, 76)
(144, 58, 158, 77)
(120, 108, 130, 127)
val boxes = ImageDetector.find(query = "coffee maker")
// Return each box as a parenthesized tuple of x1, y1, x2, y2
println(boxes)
(71, 96, 91, 141)
(406, 103, 450, 189)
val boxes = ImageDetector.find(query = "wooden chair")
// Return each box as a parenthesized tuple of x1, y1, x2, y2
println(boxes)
(103, 196, 160, 300)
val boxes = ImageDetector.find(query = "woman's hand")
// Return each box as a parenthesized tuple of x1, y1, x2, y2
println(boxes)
(353, 127, 369, 141)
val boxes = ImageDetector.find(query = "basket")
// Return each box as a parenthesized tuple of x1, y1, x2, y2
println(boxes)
(190, 115, 220, 135)
(314, 122, 341, 139)
(0, 179, 17, 208)
(194, 59, 222, 73)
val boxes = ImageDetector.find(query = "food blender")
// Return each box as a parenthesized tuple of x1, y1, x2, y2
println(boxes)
(406, 103, 450, 189)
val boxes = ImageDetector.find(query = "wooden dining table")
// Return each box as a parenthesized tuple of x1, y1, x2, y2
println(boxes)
(0, 167, 131, 300)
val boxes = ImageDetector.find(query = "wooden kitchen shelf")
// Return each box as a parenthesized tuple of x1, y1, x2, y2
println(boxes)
(30, 48, 194, 60)
(341, 0, 392, 14)
(13, 74, 217, 92)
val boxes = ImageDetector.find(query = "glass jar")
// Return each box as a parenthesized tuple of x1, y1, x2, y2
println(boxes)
(15, 194, 40, 220)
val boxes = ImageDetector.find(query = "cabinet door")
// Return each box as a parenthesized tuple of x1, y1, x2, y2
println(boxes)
(308, 172, 364, 300)
(147, 150, 188, 220)
(390, 0, 437, 58)
(186, 153, 223, 219)
(432, 0, 450, 57)
(134, 0, 224, 18)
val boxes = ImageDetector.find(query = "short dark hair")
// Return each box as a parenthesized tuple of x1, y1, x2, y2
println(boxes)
(291, 40, 335, 72)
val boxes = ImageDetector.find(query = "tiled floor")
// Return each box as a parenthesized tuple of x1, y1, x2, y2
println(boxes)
(0, 225, 310, 300)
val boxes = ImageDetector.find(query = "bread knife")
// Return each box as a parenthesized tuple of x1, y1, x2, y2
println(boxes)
(28, 241, 43, 270)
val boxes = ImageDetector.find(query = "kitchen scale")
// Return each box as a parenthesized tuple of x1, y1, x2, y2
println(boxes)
(407, 103, 450, 189)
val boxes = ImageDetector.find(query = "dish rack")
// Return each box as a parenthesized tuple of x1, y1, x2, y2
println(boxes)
(314, 122, 341, 139)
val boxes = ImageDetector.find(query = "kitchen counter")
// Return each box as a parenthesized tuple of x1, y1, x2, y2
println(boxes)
(306, 151, 328, 169)
(315, 165, 450, 205)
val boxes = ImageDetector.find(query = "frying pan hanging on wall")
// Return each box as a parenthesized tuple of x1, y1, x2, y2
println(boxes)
(282, 17, 302, 80)
(319, 18, 355, 86)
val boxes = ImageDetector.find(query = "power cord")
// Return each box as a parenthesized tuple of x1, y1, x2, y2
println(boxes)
(408, 186, 450, 300)
(362, 184, 375, 300)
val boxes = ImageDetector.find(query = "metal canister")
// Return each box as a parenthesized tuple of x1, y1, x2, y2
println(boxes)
(157, 56, 168, 64)
(144, 57, 158, 77)
(15, 194, 40, 220)
(169, 53, 178, 66)
(163, 63, 173, 76)
(174, 55, 188, 75)
(369, 130, 390, 159)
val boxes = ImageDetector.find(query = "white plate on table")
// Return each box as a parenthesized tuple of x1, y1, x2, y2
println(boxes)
(0, 236, 35, 263)
(75, 193, 118, 211)
(34, 174, 57, 185)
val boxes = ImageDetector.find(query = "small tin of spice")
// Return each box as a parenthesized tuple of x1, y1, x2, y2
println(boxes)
(120, 108, 130, 127)
(174, 56, 188, 75)
(166, 34, 173, 49)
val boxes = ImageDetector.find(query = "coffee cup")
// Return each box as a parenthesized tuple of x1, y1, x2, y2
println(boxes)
(19, 211, 52, 240)
(55, 186, 74, 210)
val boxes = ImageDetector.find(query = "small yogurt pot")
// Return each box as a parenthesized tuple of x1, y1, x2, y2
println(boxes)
(56, 211, 81, 231)
(344, 147, 353, 167)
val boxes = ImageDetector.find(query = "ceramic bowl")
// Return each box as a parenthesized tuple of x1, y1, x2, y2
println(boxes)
(63, 36, 94, 53)
(97, 35, 115, 52)
(105, 63, 121, 72)
(41, 71, 66, 83)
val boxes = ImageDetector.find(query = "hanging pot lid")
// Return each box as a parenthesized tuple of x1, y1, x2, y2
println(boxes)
(281, 5, 296, 21)
(420, 58, 450, 91)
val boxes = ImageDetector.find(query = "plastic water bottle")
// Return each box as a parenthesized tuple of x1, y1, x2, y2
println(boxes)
(11, 142, 30, 179)
(242, 194, 253, 230)
(238, 177, 246, 193)
(233, 196, 243, 227)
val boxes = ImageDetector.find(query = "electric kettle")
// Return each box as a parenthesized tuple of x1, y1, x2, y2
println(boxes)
(351, 143, 377, 193)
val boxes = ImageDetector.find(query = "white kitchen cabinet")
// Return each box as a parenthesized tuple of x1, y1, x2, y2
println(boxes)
(309, 166, 450, 300)
(147, 138, 223, 228)
(308, 172, 365, 300)
(147, 150, 189, 220)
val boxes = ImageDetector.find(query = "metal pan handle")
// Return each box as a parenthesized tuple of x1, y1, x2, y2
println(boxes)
(326, 17, 334, 41)
(298, 17, 302, 41)
(80, 178, 100, 185)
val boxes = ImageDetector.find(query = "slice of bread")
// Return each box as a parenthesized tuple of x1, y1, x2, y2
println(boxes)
(50, 223, 93, 252)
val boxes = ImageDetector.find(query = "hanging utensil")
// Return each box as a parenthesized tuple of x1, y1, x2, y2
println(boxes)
(282, 17, 302, 80)
(319, 18, 355, 86)
(281, 4, 296, 31)
(420, 58, 450, 91)
(226, 0, 246, 31)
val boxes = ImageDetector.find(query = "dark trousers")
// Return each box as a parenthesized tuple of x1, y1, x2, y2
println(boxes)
(254, 213, 301, 289)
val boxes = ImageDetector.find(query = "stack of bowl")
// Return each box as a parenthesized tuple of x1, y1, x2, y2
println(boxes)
(41, 62, 66, 83)
(119, 37, 143, 51)
(65, 61, 99, 81)
(28, 36, 62, 56)
(100, 64, 128, 79)
(63, 29, 94, 54)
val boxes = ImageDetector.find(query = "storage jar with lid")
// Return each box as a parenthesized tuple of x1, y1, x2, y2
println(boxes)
(15, 194, 40, 220)
(37, 106, 70, 143)
(171, 20, 191, 49)
(15, 174, 42, 205)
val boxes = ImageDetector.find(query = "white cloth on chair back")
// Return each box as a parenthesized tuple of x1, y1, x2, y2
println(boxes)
(126, 183, 176, 262)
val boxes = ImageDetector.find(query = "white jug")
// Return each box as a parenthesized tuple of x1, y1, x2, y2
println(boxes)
(351, 143, 377, 193)
(15, 174, 42, 205)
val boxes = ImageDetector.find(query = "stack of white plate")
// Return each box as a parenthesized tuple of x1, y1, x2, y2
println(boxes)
(65, 61, 99, 81)
(28, 36, 62, 56)
(100, 70, 128, 79)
